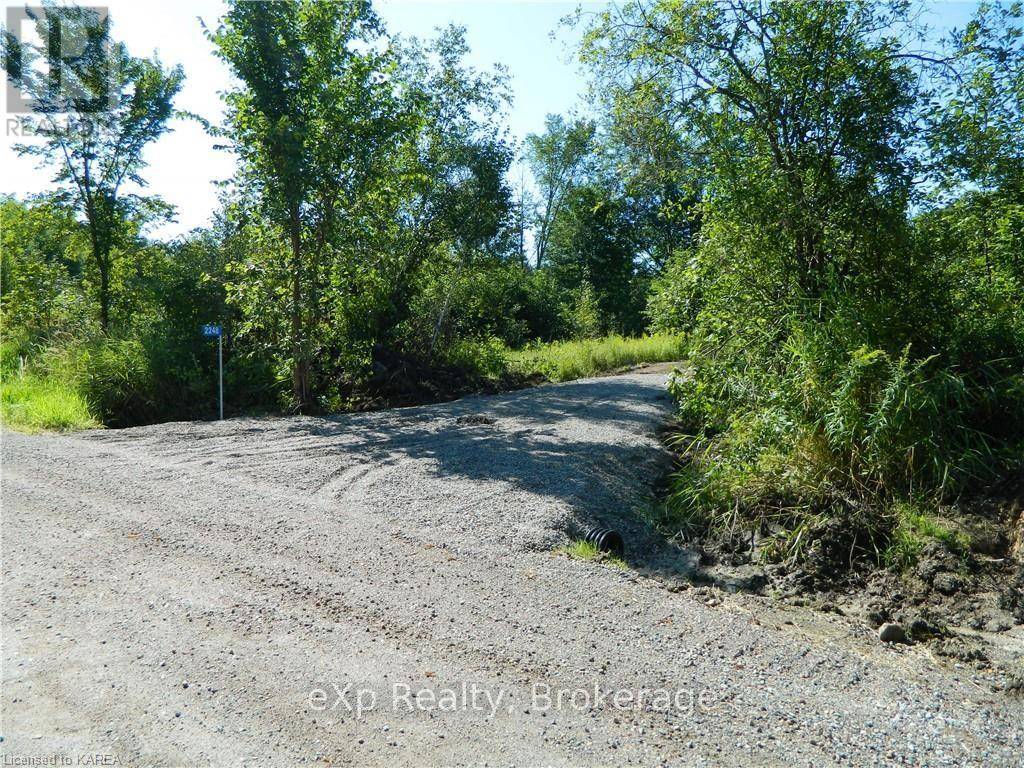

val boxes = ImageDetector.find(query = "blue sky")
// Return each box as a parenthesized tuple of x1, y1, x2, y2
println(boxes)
(1, 1, 981, 237)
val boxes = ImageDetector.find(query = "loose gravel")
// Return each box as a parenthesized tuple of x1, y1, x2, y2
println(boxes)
(2, 372, 1021, 766)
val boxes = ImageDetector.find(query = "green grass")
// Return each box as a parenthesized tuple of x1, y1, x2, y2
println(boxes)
(509, 334, 685, 383)
(0, 372, 100, 433)
(882, 501, 971, 570)
(558, 539, 628, 570)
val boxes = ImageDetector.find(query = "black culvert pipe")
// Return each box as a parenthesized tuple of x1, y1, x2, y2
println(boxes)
(584, 527, 625, 558)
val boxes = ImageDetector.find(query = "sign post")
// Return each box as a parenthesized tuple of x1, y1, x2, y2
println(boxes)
(202, 324, 223, 420)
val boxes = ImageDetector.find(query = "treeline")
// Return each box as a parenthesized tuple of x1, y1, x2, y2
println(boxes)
(1, 1, 681, 425)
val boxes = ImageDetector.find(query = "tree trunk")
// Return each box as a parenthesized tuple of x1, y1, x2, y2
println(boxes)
(429, 259, 465, 357)
(97, 256, 110, 333)
(99, 274, 110, 331)
(289, 210, 310, 412)
(88, 214, 110, 333)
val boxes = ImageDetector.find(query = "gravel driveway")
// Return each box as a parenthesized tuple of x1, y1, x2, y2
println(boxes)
(2, 371, 1022, 766)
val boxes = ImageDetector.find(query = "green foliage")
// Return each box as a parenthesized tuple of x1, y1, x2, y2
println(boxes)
(0, 198, 92, 336)
(646, 250, 701, 335)
(883, 502, 971, 570)
(211, 6, 519, 410)
(3, 3, 184, 331)
(4, 0, 1021, 567)
(926, 1, 1024, 194)
(525, 115, 597, 268)
(0, 371, 99, 432)
(440, 337, 511, 384)
(63, 339, 158, 427)
(210, 0, 408, 409)
(547, 186, 644, 335)
(560, 283, 603, 341)
(582, 0, 1024, 570)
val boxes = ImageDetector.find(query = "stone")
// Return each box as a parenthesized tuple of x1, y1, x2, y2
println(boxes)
(932, 572, 962, 595)
(711, 565, 768, 594)
(878, 623, 906, 643)
(863, 601, 888, 628)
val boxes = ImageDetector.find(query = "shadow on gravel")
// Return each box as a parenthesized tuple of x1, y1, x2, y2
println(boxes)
(281, 378, 695, 572)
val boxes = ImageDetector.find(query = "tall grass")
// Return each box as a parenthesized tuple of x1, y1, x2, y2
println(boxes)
(0, 371, 99, 432)
(663, 323, 1024, 568)
(509, 334, 685, 382)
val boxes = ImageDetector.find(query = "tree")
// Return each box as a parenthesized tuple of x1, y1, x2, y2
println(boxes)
(209, 0, 404, 410)
(546, 184, 641, 334)
(581, 0, 919, 300)
(580, 0, 1024, 539)
(525, 114, 596, 268)
(0, 196, 88, 335)
(3, 3, 183, 331)
(395, 26, 514, 354)
(926, 0, 1024, 197)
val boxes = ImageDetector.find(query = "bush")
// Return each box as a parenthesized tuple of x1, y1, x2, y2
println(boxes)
(560, 282, 603, 340)
(33, 337, 158, 427)
(663, 298, 1024, 569)
(656, 184, 1024, 574)
(646, 250, 702, 334)
(440, 336, 511, 384)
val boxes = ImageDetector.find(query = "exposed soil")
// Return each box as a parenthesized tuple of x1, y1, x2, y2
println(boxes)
(686, 481, 1024, 690)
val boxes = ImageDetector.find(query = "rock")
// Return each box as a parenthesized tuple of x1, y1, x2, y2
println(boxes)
(931, 636, 988, 666)
(932, 572, 962, 595)
(997, 566, 1024, 623)
(455, 414, 496, 426)
(1011, 507, 1024, 562)
(862, 601, 888, 628)
(914, 542, 959, 584)
(905, 613, 943, 641)
(878, 623, 906, 643)
(984, 616, 1011, 633)
(709, 565, 768, 594)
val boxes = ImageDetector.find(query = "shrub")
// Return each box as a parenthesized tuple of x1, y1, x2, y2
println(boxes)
(440, 336, 511, 384)
(560, 282, 603, 340)
(646, 250, 702, 335)
(664, 306, 1024, 570)
(33, 337, 158, 427)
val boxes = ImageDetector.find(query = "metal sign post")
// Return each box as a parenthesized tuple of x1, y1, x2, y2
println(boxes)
(218, 331, 223, 420)
(202, 324, 224, 420)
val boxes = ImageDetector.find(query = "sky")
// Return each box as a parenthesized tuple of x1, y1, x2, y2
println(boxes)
(1, 0, 981, 238)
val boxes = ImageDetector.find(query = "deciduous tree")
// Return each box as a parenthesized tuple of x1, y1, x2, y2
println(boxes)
(3, 3, 183, 331)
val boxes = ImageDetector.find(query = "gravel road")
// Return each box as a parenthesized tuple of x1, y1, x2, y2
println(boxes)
(2, 371, 1022, 767)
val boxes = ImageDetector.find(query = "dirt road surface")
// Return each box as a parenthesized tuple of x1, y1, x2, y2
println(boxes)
(2, 372, 1022, 766)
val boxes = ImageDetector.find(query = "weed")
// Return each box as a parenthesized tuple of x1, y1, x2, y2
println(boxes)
(559, 539, 627, 570)
(883, 501, 970, 570)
